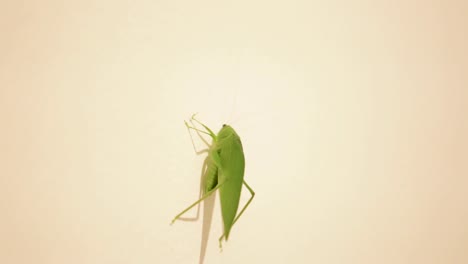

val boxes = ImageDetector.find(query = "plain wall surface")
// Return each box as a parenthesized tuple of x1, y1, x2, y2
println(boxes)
(1, 1, 467, 263)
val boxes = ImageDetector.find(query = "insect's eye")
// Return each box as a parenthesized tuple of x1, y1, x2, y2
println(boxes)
(222, 124, 226, 127)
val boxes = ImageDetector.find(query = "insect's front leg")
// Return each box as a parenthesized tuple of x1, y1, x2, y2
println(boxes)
(191, 114, 217, 138)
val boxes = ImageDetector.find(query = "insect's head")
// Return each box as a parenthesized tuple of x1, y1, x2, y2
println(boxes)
(218, 124, 236, 140)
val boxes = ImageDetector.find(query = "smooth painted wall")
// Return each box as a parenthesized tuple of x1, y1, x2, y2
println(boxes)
(1, 1, 467, 263)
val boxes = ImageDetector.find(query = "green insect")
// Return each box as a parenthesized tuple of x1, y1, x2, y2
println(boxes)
(171, 114, 255, 249)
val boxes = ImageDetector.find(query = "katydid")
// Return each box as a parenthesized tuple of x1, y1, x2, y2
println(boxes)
(171, 114, 255, 249)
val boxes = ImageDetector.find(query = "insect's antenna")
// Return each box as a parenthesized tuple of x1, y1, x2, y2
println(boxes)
(225, 54, 240, 125)
(229, 115, 240, 126)
(227, 87, 237, 125)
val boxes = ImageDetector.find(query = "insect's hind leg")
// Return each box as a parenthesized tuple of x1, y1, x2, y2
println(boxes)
(171, 180, 225, 225)
(218, 180, 256, 249)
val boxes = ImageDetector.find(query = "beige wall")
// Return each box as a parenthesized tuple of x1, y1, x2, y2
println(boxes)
(1, 1, 467, 263)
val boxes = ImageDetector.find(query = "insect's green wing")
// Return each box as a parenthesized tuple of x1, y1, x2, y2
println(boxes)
(217, 126, 245, 240)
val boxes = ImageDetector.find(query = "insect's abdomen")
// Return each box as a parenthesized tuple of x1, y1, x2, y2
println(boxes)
(204, 161, 218, 194)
